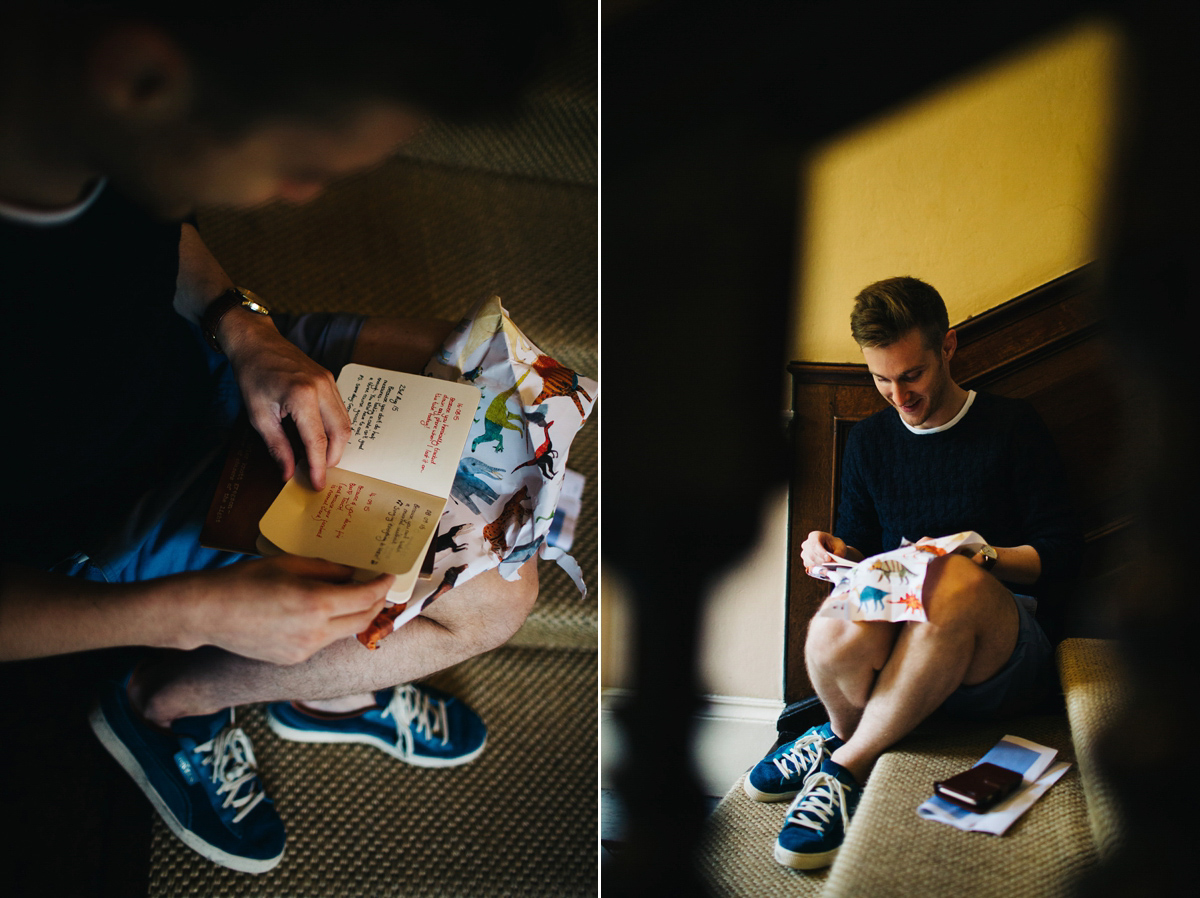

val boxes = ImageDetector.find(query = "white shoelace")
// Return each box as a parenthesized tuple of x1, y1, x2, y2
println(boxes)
(194, 714, 266, 824)
(785, 771, 851, 833)
(382, 685, 449, 758)
(772, 731, 827, 781)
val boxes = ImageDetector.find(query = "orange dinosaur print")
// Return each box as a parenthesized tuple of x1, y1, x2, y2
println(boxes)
(531, 355, 592, 416)
(913, 543, 948, 557)
(357, 601, 409, 650)
(483, 486, 532, 556)
(889, 592, 924, 613)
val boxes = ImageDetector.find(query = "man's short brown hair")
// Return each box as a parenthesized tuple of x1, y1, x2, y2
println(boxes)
(850, 276, 950, 349)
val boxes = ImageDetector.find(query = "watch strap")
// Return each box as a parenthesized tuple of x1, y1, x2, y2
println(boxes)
(980, 545, 998, 571)
(201, 287, 270, 353)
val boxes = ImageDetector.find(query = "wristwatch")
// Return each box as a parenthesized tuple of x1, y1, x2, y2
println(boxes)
(978, 545, 998, 571)
(201, 286, 271, 353)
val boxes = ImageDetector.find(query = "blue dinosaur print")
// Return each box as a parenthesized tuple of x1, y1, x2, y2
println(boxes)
(859, 586, 888, 613)
(503, 535, 546, 566)
(451, 457, 505, 513)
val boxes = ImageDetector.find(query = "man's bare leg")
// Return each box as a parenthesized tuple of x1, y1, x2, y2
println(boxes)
(824, 555, 1019, 783)
(134, 560, 538, 725)
(805, 616, 899, 740)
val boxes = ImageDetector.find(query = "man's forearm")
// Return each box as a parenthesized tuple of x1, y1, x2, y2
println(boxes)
(0, 564, 190, 661)
(175, 223, 234, 324)
(985, 544, 1042, 585)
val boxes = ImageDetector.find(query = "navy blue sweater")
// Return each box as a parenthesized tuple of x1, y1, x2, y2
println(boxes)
(834, 392, 1082, 596)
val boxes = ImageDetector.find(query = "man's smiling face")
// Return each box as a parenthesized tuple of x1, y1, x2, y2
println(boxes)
(861, 327, 959, 429)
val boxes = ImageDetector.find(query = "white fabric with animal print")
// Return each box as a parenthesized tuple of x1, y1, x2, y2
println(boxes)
(355, 294, 597, 649)
(812, 531, 988, 622)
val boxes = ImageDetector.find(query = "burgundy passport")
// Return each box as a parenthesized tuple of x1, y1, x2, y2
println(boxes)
(933, 761, 1023, 812)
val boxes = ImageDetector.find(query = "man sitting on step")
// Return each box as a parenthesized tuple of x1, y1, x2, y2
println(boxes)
(743, 276, 1081, 870)
(0, 1, 562, 875)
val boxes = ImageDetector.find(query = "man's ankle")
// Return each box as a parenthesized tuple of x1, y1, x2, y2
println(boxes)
(127, 662, 217, 729)
(827, 747, 871, 785)
(126, 665, 176, 731)
(296, 694, 379, 715)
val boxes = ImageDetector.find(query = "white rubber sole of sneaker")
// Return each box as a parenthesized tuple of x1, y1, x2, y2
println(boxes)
(264, 709, 486, 768)
(774, 841, 839, 870)
(88, 703, 284, 875)
(742, 776, 800, 802)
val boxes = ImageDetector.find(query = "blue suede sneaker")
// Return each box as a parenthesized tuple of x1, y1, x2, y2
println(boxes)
(774, 759, 862, 870)
(88, 674, 285, 873)
(264, 683, 487, 767)
(744, 722, 844, 802)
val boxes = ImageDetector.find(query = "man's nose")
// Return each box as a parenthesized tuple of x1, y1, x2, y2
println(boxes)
(276, 180, 325, 204)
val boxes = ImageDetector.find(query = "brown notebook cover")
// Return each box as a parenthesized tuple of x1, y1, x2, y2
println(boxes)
(200, 414, 286, 556)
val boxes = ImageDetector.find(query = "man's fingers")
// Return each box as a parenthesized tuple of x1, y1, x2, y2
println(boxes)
(290, 403, 332, 490)
(325, 572, 397, 615)
(255, 418, 297, 482)
(321, 393, 352, 470)
(276, 554, 357, 582)
(330, 595, 390, 633)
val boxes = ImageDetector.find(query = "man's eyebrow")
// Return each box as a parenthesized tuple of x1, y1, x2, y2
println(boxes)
(871, 365, 925, 380)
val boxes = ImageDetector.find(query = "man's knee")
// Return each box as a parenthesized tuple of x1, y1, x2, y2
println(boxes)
(806, 614, 897, 674)
(486, 562, 540, 647)
(422, 560, 539, 654)
(922, 554, 1012, 628)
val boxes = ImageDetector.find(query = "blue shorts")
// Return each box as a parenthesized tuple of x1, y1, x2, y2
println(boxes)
(59, 313, 366, 585)
(936, 593, 1057, 720)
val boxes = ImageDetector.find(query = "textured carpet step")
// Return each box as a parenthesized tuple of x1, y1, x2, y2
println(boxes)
(394, 0, 596, 186)
(149, 645, 597, 897)
(1056, 638, 1129, 859)
(823, 714, 1096, 898)
(701, 713, 1097, 898)
(698, 780, 829, 897)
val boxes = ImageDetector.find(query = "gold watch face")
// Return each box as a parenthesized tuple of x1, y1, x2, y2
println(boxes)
(236, 288, 270, 315)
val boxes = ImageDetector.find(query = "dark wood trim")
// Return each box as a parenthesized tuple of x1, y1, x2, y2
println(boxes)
(953, 264, 1098, 347)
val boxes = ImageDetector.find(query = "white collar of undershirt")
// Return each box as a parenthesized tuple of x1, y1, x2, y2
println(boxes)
(903, 389, 976, 435)
(0, 178, 106, 226)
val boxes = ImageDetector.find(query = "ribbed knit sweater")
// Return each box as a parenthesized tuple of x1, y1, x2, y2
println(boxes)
(834, 391, 1082, 596)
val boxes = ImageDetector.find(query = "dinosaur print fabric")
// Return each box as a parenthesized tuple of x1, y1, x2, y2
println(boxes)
(356, 295, 597, 649)
(811, 531, 988, 623)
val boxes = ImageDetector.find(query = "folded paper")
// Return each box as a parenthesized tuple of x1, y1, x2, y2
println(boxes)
(813, 531, 988, 622)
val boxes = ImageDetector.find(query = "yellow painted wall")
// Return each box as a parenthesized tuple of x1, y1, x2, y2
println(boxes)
(791, 20, 1118, 363)
(602, 19, 1118, 702)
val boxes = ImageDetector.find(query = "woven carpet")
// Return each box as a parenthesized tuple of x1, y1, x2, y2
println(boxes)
(1057, 638, 1129, 860)
(148, 647, 596, 897)
(822, 714, 1096, 898)
(697, 780, 829, 897)
(700, 712, 1098, 898)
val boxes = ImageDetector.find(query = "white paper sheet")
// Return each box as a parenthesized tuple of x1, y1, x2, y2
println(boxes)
(917, 735, 1071, 835)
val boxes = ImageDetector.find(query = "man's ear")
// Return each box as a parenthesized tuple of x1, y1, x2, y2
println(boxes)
(942, 328, 958, 361)
(87, 24, 191, 121)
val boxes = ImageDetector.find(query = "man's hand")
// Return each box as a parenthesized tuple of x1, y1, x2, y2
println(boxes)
(801, 530, 860, 573)
(174, 223, 350, 489)
(176, 555, 393, 665)
(220, 313, 352, 490)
